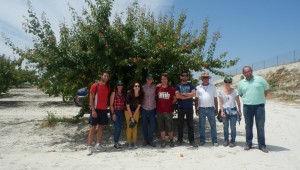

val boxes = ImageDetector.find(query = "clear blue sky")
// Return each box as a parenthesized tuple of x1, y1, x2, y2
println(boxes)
(1, 0, 299, 77)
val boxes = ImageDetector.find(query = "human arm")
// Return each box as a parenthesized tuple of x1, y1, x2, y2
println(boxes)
(133, 104, 141, 121)
(125, 94, 134, 121)
(235, 95, 242, 117)
(172, 95, 177, 104)
(195, 97, 199, 116)
(218, 96, 226, 118)
(126, 104, 134, 121)
(176, 90, 189, 99)
(214, 97, 218, 116)
(90, 92, 97, 118)
(175, 84, 195, 99)
(261, 77, 270, 98)
(265, 90, 270, 98)
(237, 82, 243, 97)
(110, 92, 116, 121)
(176, 90, 195, 99)
(180, 89, 196, 98)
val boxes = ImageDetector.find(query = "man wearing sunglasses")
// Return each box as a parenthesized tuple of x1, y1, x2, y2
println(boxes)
(195, 71, 219, 147)
(175, 71, 197, 147)
(238, 66, 270, 153)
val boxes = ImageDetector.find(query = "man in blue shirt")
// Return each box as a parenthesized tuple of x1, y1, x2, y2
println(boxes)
(175, 71, 197, 147)
(238, 66, 269, 153)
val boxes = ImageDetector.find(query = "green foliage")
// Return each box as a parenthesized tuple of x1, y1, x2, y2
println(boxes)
(3, 0, 238, 97)
(0, 55, 15, 93)
(0, 54, 36, 93)
(12, 67, 37, 87)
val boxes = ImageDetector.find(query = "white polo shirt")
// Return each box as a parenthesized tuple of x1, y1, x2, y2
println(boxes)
(196, 83, 217, 107)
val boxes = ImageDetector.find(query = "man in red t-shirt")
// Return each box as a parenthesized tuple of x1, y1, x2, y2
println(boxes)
(155, 73, 177, 148)
(87, 71, 110, 155)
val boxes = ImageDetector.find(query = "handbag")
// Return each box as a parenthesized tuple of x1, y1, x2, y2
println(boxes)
(129, 120, 137, 128)
(217, 110, 223, 123)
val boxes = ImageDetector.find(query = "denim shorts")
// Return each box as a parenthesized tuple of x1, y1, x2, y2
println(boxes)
(157, 112, 174, 132)
(89, 109, 109, 126)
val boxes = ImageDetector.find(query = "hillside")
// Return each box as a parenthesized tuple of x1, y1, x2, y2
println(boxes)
(215, 62, 300, 102)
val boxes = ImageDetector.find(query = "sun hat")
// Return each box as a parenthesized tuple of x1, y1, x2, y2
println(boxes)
(200, 71, 211, 79)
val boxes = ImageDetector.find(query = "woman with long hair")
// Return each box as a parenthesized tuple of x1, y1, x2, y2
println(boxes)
(125, 82, 144, 148)
(110, 80, 126, 150)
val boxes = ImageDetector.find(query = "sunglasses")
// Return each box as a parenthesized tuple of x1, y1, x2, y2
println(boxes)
(202, 77, 209, 79)
(224, 81, 232, 83)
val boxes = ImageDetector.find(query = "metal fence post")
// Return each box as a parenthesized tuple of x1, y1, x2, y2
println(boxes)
(222, 49, 298, 78)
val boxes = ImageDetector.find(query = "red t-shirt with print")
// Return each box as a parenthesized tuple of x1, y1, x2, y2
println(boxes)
(90, 82, 110, 110)
(156, 86, 175, 113)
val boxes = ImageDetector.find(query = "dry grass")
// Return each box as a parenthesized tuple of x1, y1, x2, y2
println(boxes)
(265, 67, 300, 102)
(266, 67, 300, 93)
(216, 62, 300, 103)
(41, 112, 85, 127)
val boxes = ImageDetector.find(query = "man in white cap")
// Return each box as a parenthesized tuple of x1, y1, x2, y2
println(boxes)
(195, 71, 219, 147)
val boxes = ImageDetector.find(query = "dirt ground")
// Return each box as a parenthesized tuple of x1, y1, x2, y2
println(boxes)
(1, 87, 300, 170)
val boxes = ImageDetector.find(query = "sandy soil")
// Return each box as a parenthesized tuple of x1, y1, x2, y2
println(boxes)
(1, 86, 300, 170)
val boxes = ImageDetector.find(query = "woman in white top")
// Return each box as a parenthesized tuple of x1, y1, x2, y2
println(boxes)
(218, 76, 241, 147)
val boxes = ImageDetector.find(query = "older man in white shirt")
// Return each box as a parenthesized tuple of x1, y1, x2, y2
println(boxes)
(195, 71, 219, 147)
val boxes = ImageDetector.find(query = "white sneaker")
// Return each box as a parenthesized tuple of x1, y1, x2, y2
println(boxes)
(95, 144, 107, 151)
(87, 146, 92, 155)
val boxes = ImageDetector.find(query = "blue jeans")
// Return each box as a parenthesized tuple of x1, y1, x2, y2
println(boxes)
(178, 108, 195, 143)
(243, 104, 266, 148)
(223, 108, 238, 142)
(113, 110, 124, 143)
(199, 107, 217, 143)
(141, 108, 156, 143)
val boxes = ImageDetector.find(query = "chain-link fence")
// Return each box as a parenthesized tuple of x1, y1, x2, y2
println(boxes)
(218, 49, 300, 78)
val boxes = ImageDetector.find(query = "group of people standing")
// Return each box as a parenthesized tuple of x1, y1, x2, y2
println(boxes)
(87, 66, 270, 155)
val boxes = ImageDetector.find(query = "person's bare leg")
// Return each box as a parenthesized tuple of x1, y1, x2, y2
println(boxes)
(97, 125, 105, 144)
(161, 131, 166, 141)
(88, 126, 96, 145)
